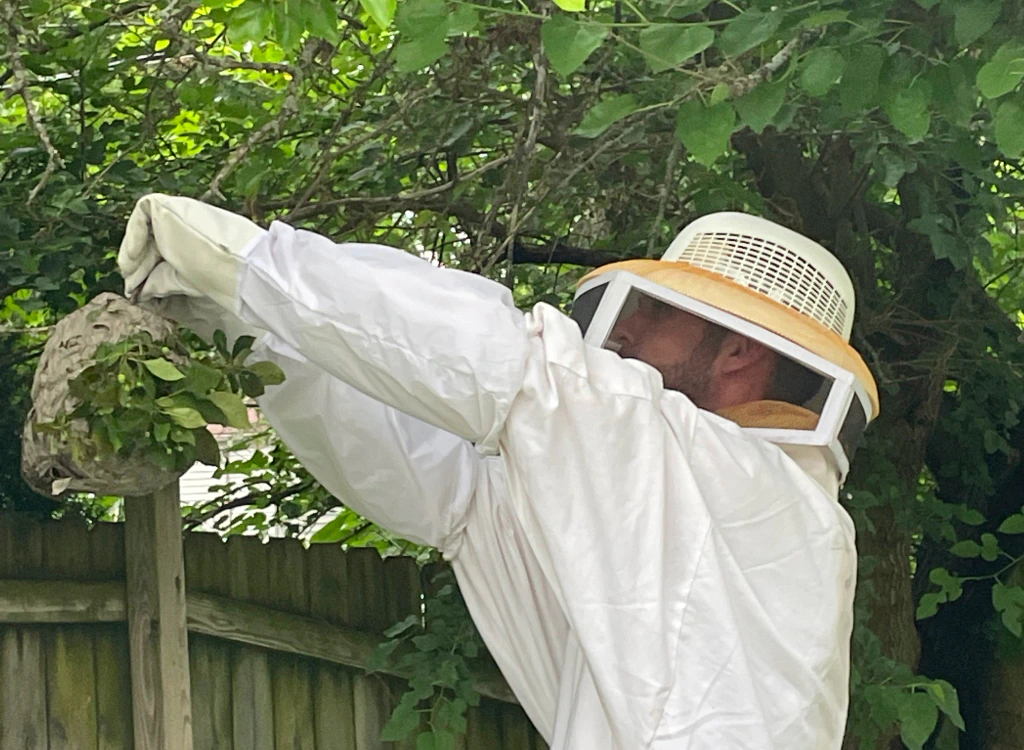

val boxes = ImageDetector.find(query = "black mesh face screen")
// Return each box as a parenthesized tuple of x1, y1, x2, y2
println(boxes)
(569, 284, 608, 336)
(838, 397, 869, 465)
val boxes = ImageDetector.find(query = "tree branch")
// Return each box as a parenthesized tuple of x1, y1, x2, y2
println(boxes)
(2, 0, 66, 203)
(201, 74, 302, 202)
(729, 31, 814, 98)
(511, 238, 624, 267)
(284, 154, 513, 221)
(647, 138, 681, 255)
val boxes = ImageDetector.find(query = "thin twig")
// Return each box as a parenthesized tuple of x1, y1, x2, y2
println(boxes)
(646, 138, 681, 256)
(499, 47, 548, 288)
(2, 0, 66, 203)
(729, 31, 814, 98)
(201, 72, 303, 202)
(284, 154, 513, 221)
(0, 325, 55, 335)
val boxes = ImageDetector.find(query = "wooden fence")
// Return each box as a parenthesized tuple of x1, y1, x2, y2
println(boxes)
(0, 512, 546, 750)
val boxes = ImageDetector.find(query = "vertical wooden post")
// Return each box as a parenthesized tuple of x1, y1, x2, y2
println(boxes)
(125, 481, 193, 750)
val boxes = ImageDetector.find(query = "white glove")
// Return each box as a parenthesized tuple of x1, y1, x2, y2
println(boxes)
(118, 193, 266, 311)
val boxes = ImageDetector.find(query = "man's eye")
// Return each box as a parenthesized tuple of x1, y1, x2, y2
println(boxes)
(640, 298, 672, 318)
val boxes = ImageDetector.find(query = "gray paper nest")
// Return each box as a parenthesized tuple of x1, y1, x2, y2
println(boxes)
(21, 293, 186, 498)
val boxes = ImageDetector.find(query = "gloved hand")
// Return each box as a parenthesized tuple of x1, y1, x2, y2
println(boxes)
(118, 193, 266, 311)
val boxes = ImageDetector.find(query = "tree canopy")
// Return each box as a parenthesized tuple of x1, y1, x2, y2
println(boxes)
(2, 0, 1023, 746)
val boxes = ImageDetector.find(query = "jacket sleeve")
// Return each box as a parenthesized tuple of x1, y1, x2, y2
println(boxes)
(235, 221, 529, 453)
(253, 336, 479, 552)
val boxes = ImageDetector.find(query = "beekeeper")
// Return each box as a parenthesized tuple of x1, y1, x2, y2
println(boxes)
(119, 195, 878, 749)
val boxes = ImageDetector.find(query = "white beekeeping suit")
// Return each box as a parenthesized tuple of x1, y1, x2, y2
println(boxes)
(119, 195, 879, 749)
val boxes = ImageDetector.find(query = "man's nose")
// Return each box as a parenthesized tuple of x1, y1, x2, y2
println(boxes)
(609, 312, 640, 350)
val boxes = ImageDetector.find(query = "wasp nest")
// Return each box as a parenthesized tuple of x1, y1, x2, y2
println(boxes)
(21, 293, 186, 498)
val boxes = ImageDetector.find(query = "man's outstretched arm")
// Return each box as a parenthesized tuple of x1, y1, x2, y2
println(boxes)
(119, 194, 530, 453)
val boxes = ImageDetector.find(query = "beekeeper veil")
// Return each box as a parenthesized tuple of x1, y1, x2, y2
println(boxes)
(571, 212, 879, 483)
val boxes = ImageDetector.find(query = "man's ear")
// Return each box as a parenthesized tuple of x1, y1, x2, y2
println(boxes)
(714, 332, 774, 375)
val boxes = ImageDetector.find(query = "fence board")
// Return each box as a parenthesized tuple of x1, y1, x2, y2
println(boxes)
(0, 512, 45, 579)
(382, 558, 422, 750)
(269, 538, 316, 750)
(309, 544, 356, 750)
(227, 536, 274, 750)
(186, 534, 234, 750)
(124, 488, 194, 750)
(91, 521, 134, 750)
(0, 627, 48, 750)
(465, 700, 503, 750)
(0, 517, 540, 750)
(42, 521, 99, 750)
(0, 515, 49, 749)
(347, 549, 391, 750)
(500, 702, 534, 750)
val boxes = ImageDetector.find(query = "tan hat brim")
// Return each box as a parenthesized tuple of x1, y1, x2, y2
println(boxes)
(580, 260, 880, 418)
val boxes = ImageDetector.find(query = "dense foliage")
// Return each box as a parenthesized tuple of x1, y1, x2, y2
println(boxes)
(2, 0, 1023, 746)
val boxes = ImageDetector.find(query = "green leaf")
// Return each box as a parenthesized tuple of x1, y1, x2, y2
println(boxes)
(927, 679, 966, 731)
(184, 363, 224, 395)
(977, 42, 1024, 98)
(153, 422, 171, 442)
(207, 391, 251, 429)
(954, 0, 1001, 47)
(898, 691, 939, 750)
(272, 3, 305, 50)
(840, 45, 885, 115)
(638, 24, 714, 74)
(801, 9, 849, 28)
(954, 506, 985, 526)
(574, 94, 638, 138)
(929, 567, 963, 601)
(380, 701, 420, 741)
(383, 613, 420, 638)
(359, 0, 396, 29)
(992, 582, 1024, 636)
(417, 730, 455, 750)
(735, 80, 786, 133)
(307, 0, 341, 44)
(980, 532, 1000, 562)
(446, 4, 478, 35)
(885, 81, 931, 141)
(998, 513, 1024, 534)
(194, 427, 221, 467)
(995, 100, 1024, 158)
(413, 633, 441, 651)
(164, 407, 207, 430)
(718, 10, 783, 58)
(542, 17, 608, 77)
(143, 358, 185, 382)
(227, 1, 273, 43)
(709, 82, 731, 106)
(247, 360, 287, 387)
(552, 0, 585, 10)
(949, 539, 981, 557)
(213, 329, 230, 358)
(395, 36, 449, 72)
(916, 592, 943, 620)
(676, 99, 736, 166)
(800, 48, 846, 97)
(238, 370, 265, 398)
(310, 513, 347, 543)
(396, 0, 447, 37)
(232, 334, 257, 362)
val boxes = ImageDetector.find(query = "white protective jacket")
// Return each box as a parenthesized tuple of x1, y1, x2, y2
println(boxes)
(131, 213, 858, 749)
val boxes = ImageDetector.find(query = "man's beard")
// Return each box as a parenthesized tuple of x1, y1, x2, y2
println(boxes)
(654, 328, 725, 409)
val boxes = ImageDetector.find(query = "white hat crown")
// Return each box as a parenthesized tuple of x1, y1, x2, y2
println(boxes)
(663, 212, 856, 341)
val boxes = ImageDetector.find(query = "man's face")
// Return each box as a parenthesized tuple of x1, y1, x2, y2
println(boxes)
(609, 295, 724, 407)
